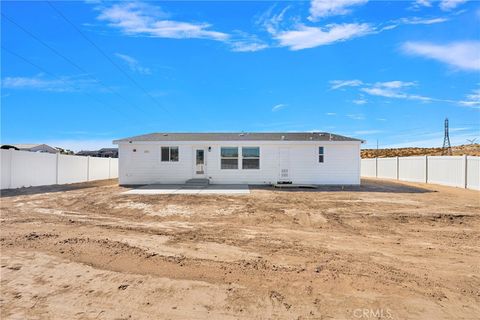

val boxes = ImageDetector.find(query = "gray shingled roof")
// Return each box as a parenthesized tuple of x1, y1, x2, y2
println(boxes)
(113, 132, 363, 143)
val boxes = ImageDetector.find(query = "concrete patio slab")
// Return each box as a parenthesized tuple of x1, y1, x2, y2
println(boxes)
(122, 184, 250, 195)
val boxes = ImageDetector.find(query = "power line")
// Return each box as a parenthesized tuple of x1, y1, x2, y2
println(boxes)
(1, 45, 129, 118)
(1, 12, 148, 116)
(46, 1, 172, 117)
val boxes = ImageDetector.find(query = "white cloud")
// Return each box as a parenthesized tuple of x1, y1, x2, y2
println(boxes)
(272, 104, 287, 112)
(376, 118, 387, 121)
(325, 112, 336, 116)
(353, 99, 367, 105)
(97, 2, 229, 41)
(347, 113, 365, 120)
(1, 75, 95, 92)
(402, 41, 480, 71)
(439, 0, 468, 11)
(308, 0, 369, 21)
(229, 32, 269, 52)
(230, 41, 268, 52)
(275, 23, 373, 50)
(413, 0, 432, 7)
(361, 81, 433, 101)
(257, 5, 291, 35)
(375, 80, 416, 89)
(398, 17, 449, 25)
(459, 88, 480, 108)
(115, 53, 151, 74)
(330, 79, 363, 90)
(354, 130, 382, 135)
(331, 79, 480, 108)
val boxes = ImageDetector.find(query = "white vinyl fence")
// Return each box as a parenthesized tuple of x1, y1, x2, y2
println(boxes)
(361, 155, 480, 190)
(0, 149, 118, 190)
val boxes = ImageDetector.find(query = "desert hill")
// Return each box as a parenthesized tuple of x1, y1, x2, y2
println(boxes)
(361, 144, 480, 158)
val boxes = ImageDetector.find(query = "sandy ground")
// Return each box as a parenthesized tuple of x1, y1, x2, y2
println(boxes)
(1, 179, 479, 320)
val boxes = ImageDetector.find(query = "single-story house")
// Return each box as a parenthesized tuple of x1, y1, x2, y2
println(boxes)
(76, 148, 118, 158)
(113, 132, 364, 185)
(1, 143, 59, 154)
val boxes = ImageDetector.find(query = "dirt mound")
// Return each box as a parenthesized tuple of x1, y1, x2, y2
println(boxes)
(1, 179, 479, 319)
(362, 143, 480, 158)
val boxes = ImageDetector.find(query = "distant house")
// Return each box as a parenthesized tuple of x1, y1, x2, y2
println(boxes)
(113, 132, 363, 185)
(76, 148, 118, 158)
(1, 143, 59, 154)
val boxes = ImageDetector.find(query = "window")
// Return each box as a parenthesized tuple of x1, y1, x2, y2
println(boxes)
(161, 147, 179, 162)
(242, 147, 259, 169)
(221, 147, 238, 169)
(319, 146, 324, 163)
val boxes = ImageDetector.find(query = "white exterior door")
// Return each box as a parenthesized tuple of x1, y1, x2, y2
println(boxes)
(194, 148, 206, 177)
(278, 147, 290, 181)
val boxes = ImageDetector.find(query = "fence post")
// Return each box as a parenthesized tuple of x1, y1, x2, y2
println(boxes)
(108, 157, 111, 179)
(464, 155, 468, 189)
(87, 156, 90, 181)
(396, 156, 399, 180)
(425, 155, 428, 184)
(375, 157, 378, 178)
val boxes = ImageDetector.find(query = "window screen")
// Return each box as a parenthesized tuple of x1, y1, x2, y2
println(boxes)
(242, 147, 259, 169)
(161, 147, 179, 162)
(221, 147, 238, 169)
(319, 146, 324, 163)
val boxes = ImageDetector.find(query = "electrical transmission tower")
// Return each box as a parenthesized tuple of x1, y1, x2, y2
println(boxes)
(442, 118, 452, 155)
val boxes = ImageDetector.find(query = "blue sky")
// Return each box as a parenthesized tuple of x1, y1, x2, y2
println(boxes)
(1, 0, 479, 151)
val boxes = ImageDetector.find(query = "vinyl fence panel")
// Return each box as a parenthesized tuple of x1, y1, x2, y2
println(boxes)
(88, 157, 111, 181)
(361, 158, 376, 177)
(57, 154, 89, 184)
(398, 156, 426, 183)
(11, 150, 57, 188)
(361, 155, 479, 190)
(0, 149, 118, 190)
(427, 156, 465, 188)
(109, 158, 118, 179)
(377, 158, 397, 179)
(1, 150, 12, 189)
(466, 156, 480, 190)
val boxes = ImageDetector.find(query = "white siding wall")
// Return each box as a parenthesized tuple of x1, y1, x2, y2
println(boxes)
(117, 141, 361, 185)
(427, 156, 465, 188)
(466, 157, 480, 190)
(377, 158, 397, 179)
(398, 156, 426, 183)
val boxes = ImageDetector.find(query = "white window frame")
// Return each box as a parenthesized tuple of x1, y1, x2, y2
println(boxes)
(161, 146, 179, 162)
(241, 147, 260, 170)
(220, 147, 239, 169)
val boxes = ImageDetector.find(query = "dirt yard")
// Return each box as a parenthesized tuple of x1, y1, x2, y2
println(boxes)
(1, 179, 479, 319)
